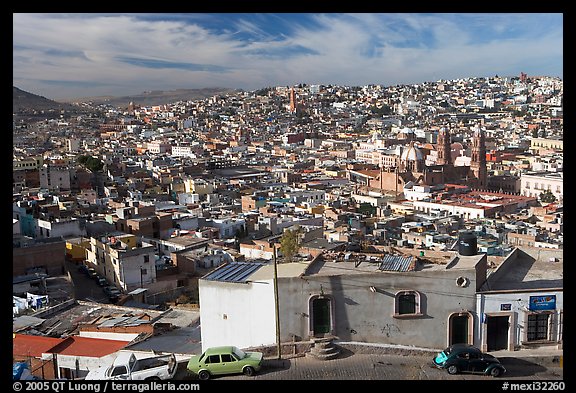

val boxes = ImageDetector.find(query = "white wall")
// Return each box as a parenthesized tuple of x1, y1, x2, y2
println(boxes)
(477, 291, 563, 348)
(199, 280, 276, 351)
(36, 219, 86, 239)
(239, 244, 274, 260)
(78, 332, 140, 341)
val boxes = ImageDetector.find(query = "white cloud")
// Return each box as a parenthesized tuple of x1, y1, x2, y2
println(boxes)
(13, 13, 563, 100)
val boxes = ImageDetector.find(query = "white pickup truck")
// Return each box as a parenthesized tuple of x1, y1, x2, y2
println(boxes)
(85, 351, 177, 381)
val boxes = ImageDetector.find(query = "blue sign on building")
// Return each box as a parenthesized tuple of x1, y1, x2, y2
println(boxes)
(529, 295, 556, 311)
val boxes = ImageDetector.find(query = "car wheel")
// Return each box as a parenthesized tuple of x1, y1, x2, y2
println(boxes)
(243, 366, 255, 376)
(198, 370, 210, 380)
(490, 367, 503, 377)
(447, 365, 459, 375)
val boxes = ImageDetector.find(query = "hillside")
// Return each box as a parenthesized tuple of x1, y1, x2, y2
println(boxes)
(13, 86, 75, 113)
(66, 87, 240, 108)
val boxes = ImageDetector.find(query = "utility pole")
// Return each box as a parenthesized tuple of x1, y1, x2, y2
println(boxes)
(273, 245, 281, 360)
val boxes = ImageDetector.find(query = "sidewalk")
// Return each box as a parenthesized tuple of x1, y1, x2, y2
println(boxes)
(487, 346, 563, 368)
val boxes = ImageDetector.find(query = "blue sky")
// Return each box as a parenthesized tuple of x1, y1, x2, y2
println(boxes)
(13, 13, 563, 101)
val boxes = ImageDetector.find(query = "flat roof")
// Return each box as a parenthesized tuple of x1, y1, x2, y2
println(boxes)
(446, 254, 486, 270)
(248, 261, 310, 281)
(307, 251, 483, 277)
(13, 334, 63, 357)
(165, 235, 210, 247)
(483, 253, 563, 291)
(202, 262, 265, 283)
(50, 336, 130, 357)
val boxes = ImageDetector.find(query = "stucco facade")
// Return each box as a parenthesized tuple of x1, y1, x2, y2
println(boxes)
(198, 253, 487, 352)
(476, 247, 563, 352)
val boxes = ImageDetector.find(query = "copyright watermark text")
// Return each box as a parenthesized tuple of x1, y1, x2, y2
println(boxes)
(502, 382, 565, 391)
(13, 381, 200, 393)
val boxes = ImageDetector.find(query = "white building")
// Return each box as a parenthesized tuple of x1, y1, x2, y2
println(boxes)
(39, 165, 71, 191)
(67, 138, 81, 152)
(198, 261, 306, 351)
(476, 247, 563, 352)
(204, 217, 246, 239)
(85, 234, 157, 292)
(36, 218, 87, 239)
(520, 171, 563, 203)
(171, 144, 197, 158)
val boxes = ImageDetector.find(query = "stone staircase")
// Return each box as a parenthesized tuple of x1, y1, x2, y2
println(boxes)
(306, 337, 341, 360)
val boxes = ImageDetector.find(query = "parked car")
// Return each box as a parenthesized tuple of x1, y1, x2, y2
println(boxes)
(85, 351, 177, 380)
(78, 264, 89, 275)
(432, 343, 506, 377)
(104, 286, 122, 302)
(96, 276, 107, 286)
(87, 268, 98, 279)
(187, 346, 263, 380)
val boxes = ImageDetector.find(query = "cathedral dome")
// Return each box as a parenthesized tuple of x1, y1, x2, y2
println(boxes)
(401, 143, 423, 161)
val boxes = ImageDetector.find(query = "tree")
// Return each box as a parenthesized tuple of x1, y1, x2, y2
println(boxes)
(77, 155, 104, 172)
(539, 190, 556, 204)
(280, 227, 302, 262)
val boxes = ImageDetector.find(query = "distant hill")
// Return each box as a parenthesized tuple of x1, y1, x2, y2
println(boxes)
(66, 87, 240, 108)
(13, 86, 75, 113)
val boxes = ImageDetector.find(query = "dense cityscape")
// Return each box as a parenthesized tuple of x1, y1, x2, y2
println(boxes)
(13, 72, 563, 381)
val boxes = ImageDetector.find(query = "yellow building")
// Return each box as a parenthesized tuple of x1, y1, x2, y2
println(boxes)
(65, 237, 91, 262)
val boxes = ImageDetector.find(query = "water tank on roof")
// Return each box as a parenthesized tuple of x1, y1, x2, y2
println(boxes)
(458, 231, 477, 256)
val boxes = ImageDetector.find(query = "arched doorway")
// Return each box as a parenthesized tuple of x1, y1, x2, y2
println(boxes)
(310, 296, 332, 337)
(448, 311, 473, 345)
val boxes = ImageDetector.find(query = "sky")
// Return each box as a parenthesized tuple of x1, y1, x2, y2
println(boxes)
(13, 13, 563, 101)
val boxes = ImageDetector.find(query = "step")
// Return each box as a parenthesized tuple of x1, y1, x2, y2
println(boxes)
(306, 339, 341, 360)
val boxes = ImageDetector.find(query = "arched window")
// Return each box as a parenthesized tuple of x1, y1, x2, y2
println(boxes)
(394, 290, 423, 318)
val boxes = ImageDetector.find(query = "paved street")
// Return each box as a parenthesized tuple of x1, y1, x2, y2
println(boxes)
(174, 348, 563, 381)
(65, 260, 111, 303)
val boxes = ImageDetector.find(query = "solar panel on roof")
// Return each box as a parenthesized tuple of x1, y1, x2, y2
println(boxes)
(203, 262, 264, 283)
(379, 255, 414, 272)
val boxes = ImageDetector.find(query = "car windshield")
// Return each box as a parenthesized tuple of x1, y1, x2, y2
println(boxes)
(232, 347, 247, 359)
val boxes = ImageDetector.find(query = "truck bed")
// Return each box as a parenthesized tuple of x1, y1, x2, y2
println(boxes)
(132, 355, 175, 373)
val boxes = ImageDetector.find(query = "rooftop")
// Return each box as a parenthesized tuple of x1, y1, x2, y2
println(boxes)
(164, 235, 210, 247)
(307, 251, 484, 277)
(13, 300, 165, 337)
(202, 262, 265, 283)
(49, 336, 130, 357)
(13, 334, 63, 357)
(482, 251, 563, 291)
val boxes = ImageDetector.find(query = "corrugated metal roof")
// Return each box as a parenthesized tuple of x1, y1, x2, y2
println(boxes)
(203, 262, 265, 283)
(13, 334, 63, 357)
(98, 316, 149, 327)
(379, 255, 414, 272)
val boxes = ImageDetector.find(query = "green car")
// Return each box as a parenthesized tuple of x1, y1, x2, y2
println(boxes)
(187, 346, 264, 380)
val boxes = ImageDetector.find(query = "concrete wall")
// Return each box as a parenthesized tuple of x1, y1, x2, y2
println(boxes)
(199, 261, 481, 352)
(199, 280, 276, 351)
(36, 219, 86, 239)
(517, 247, 563, 262)
(276, 268, 479, 350)
(13, 240, 66, 276)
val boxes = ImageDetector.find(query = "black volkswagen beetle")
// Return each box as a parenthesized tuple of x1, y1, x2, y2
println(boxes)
(433, 343, 506, 377)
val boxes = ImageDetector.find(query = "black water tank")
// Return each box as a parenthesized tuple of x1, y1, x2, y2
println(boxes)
(458, 231, 477, 256)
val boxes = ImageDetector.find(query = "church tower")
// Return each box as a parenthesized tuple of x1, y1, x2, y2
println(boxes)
(470, 124, 487, 188)
(436, 126, 452, 166)
(289, 88, 296, 113)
